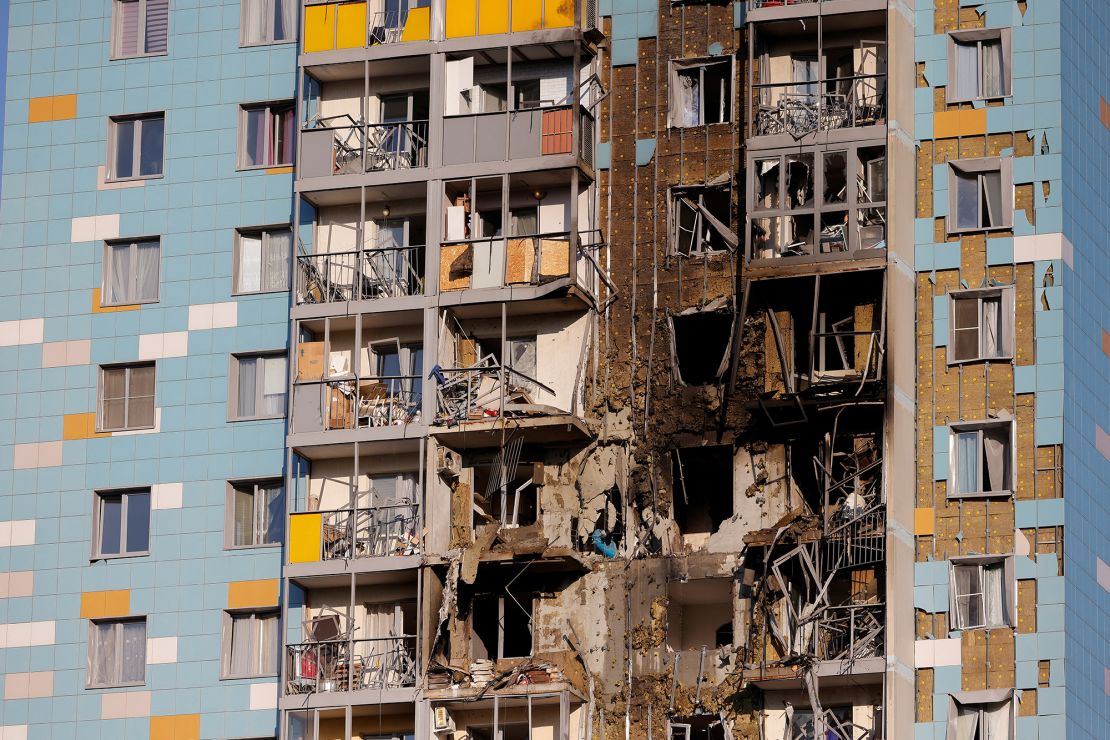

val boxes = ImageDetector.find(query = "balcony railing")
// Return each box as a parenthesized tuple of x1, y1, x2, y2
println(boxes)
(439, 233, 572, 291)
(291, 376, 422, 433)
(750, 206, 886, 261)
(751, 0, 818, 7)
(753, 78, 886, 138)
(296, 245, 425, 304)
(821, 505, 886, 570)
(286, 636, 417, 695)
(432, 363, 555, 425)
(303, 1, 430, 52)
(814, 603, 885, 664)
(442, 105, 592, 166)
(808, 328, 883, 388)
(305, 503, 421, 560)
(300, 115, 429, 178)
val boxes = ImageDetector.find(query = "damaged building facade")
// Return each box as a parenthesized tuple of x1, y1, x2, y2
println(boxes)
(5, 0, 1110, 738)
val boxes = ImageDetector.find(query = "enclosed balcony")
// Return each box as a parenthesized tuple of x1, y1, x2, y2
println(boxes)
(290, 313, 426, 439)
(748, 12, 886, 143)
(302, 0, 433, 52)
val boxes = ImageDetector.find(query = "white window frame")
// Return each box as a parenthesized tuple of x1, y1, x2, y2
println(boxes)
(101, 237, 161, 306)
(225, 478, 285, 549)
(229, 352, 288, 421)
(97, 362, 157, 433)
(947, 157, 1013, 234)
(947, 28, 1012, 103)
(948, 556, 1015, 631)
(238, 100, 295, 170)
(945, 689, 1016, 740)
(233, 226, 292, 295)
(92, 488, 152, 560)
(948, 419, 1014, 498)
(111, 0, 169, 60)
(947, 287, 1015, 365)
(240, 0, 297, 47)
(668, 56, 734, 128)
(107, 113, 165, 181)
(87, 617, 147, 688)
(221, 609, 279, 679)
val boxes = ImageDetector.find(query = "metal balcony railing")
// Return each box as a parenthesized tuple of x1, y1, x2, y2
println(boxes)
(809, 328, 883, 387)
(292, 376, 422, 433)
(307, 503, 421, 560)
(296, 245, 425, 304)
(301, 115, 429, 177)
(814, 603, 885, 663)
(821, 505, 886, 570)
(286, 636, 417, 695)
(432, 363, 553, 425)
(753, 78, 886, 138)
(368, 9, 413, 45)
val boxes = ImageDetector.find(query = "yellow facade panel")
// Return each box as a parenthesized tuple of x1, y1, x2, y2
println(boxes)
(479, 0, 509, 35)
(336, 2, 367, 48)
(289, 513, 323, 563)
(401, 7, 431, 41)
(914, 507, 936, 536)
(63, 413, 110, 440)
(544, 0, 575, 29)
(92, 288, 139, 313)
(511, 0, 543, 32)
(304, 4, 336, 52)
(446, 0, 477, 38)
(80, 589, 130, 619)
(28, 94, 77, 123)
(227, 579, 280, 609)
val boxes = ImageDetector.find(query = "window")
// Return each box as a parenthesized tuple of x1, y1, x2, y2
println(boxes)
(949, 694, 1013, 740)
(235, 227, 291, 294)
(108, 114, 164, 180)
(88, 618, 146, 687)
(241, 0, 296, 45)
(950, 558, 1012, 630)
(785, 707, 854, 740)
(670, 309, 734, 385)
(112, 0, 168, 58)
(98, 363, 156, 432)
(669, 58, 732, 127)
(230, 353, 288, 420)
(949, 288, 1014, 364)
(949, 420, 1012, 497)
(222, 610, 278, 678)
(671, 445, 733, 538)
(670, 184, 734, 254)
(102, 238, 160, 305)
(948, 158, 1013, 233)
(239, 102, 294, 168)
(471, 593, 534, 660)
(669, 716, 727, 740)
(94, 489, 151, 559)
(948, 30, 1011, 102)
(227, 479, 285, 547)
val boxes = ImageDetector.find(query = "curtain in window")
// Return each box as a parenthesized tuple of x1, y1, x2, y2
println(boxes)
(370, 474, 399, 506)
(954, 564, 981, 628)
(128, 365, 156, 427)
(135, 240, 159, 301)
(398, 473, 417, 503)
(230, 614, 252, 675)
(955, 41, 979, 100)
(116, 0, 140, 57)
(957, 431, 979, 494)
(982, 426, 1007, 492)
(272, 107, 294, 165)
(276, 0, 296, 42)
(144, 0, 169, 54)
(238, 234, 263, 293)
(679, 73, 700, 127)
(984, 564, 1005, 627)
(238, 356, 259, 417)
(981, 170, 1003, 228)
(121, 620, 146, 682)
(90, 622, 117, 685)
(107, 243, 132, 304)
(262, 484, 284, 545)
(954, 704, 979, 740)
(982, 297, 1002, 357)
(139, 117, 164, 176)
(257, 613, 278, 674)
(262, 355, 287, 416)
(243, 0, 266, 43)
(364, 602, 396, 639)
(982, 40, 1005, 98)
(102, 367, 127, 430)
(245, 108, 266, 166)
(114, 120, 136, 178)
(100, 496, 123, 555)
(263, 230, 291, 291)
(792, 57, 818, 103)
(233, 486, 255, 546)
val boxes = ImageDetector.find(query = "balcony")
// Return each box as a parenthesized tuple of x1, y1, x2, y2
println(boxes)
(753, 80, 885, 139)
(289, 502, 421, 564)
(439, 232, 574, 292)
(291, 375, 422, 434)
(442, 105, 594, 168)
(286, 635, 417, 695)
(299, 116, 429, 179)
(302, 1, 431, 53)
(296, 244, 425, 305)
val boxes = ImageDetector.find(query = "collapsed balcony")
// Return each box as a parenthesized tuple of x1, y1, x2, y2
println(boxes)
(290, 313, 425, 436)
(748, 13, 887, 141)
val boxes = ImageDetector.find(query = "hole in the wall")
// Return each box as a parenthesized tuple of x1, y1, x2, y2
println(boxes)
(671, 311, 734, 385)
(671, 445, 733, 539)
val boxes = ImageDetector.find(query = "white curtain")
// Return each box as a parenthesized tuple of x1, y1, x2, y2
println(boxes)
(238, 234, 263, 293)
(263, 229, 291, 291)
(957, 431, 979, 494)
(398, 473, 417, 503)
(364, 602, 397, 639)
(956, 41, 979, 100)
(955, 704, 979, 740)
(230, 615, 251, 676)
(982, 40, 1005, 98)
(238, 357, 258, 417)
(108, 243, 131, 304)
(257, 613, 278, 674)
(121, 620, 146, 682)
(982, 427, 1007, 492)
(233, 486, 254, 546)
(984, 700, 1011, 739)
(984, 564, 1006, 627)
(262, 484, 285, 544)
(90, 622, 117, 685)
(243, 0, 266, 43)
(136, 240, 159, 301)
(680, 74, 700, 127)
(982, 297, 1002, 357)
(262, 355, 287, 416)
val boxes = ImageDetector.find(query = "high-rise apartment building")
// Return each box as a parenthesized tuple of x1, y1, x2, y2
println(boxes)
(1, 0, 1108, 738)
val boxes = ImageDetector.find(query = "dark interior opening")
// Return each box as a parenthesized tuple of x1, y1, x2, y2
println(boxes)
(672, 311, 733, 385)
(471, 593, 534, 660)
(671, 445, 733, 535)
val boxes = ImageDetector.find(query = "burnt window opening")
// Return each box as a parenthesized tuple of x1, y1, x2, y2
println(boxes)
(471, 593, 534, 660)
(671, 310, 734, 385)
(669, 715, 727, 740)
(671, 446, 733, 536)
(670, 185, 735, 255)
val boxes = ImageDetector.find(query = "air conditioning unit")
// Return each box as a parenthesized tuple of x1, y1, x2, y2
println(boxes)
(432, 707, 455, 734)
(436, 447, 461, 480)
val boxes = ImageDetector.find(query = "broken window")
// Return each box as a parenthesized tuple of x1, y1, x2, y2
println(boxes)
(949, 288, 1014, 364)
(948, 29, 1011, 102)
(950, 558, 1011, 630)
(473, 456, 541, 529)
(787, 706, 854, 740)
(949, 695, 1013, 740)
(949, 421, 1012, 497)
(670, 185, 736, 255)
(471, 593, 534, 659)
(671, 446, 733, 539)
(669, 57, 732, 127)
(949, 158, 1012, 232)
(670, 309, 733, 385)
(669, 715, 726, 740)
